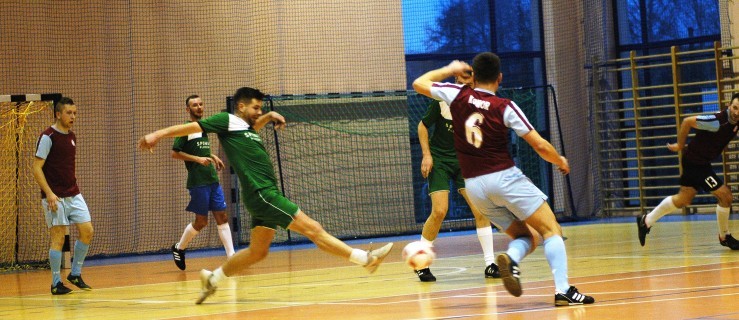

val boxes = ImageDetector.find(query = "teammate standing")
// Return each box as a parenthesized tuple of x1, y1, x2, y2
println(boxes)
(413, 53, 594, 306)
(139, 87, 393, 304)
(416, 73, 498, 282)
(31, 97, 94, 295)
(170, 95, 235, 271)
(637, 92, 739, 250)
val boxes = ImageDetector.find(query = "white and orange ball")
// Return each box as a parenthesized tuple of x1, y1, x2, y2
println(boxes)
(402, 241, 436, 269)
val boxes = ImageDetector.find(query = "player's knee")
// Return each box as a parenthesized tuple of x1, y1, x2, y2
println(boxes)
(430, 207, 448, 219)
(717, 195, 732, 207)
(81, 227, 94, 242)
(671, 196, 690, 208)
(193, 219, 208, 230)
(50, 238, 65, 250)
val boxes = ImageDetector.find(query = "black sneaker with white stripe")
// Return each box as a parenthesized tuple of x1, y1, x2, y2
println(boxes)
(171, 244, 186, 270)
(484, 262, 501, 278)
(415, 268, 436, 282)
(719, 234, 739, 250)
(555, 286, 595, 306)
(496, 253, 522, 297)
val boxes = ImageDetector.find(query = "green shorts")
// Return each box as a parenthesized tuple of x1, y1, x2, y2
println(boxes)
(427, 159, 465, 193)
(244, 187, 299, 230)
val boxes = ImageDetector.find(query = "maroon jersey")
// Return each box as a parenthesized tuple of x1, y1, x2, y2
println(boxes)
(35, 127, 80, 198)
(684, 110, 739, 165)
(432, 84, 534, 178)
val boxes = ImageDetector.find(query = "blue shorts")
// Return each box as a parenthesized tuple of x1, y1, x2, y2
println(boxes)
(42, 194, 91, 228)
(187, 183, 227, 215)
(463, 166, 547, 231)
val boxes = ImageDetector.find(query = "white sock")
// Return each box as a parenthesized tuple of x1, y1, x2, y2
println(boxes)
(717, 205, 730, 239)
(421, 236, 434, 245)
(476, 226, 495, 265)
(217, 223, 235, 257)
(646, 196, 677, 227)
(349, 248, 369, 265)
(177, 223, 199, 250)
(210, 267, 227, 286)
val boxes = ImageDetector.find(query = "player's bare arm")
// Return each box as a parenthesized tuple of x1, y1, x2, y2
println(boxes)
(417, 121, 434, 178)
(31, 157, 59, 212)
(171, 151, 212, 166)
(668, 116, 697, 152)
(138, 122, 203, 152)
(253, 111, 286, 131)
(521, 129, 569, 175)
(413, 60, 472, 98)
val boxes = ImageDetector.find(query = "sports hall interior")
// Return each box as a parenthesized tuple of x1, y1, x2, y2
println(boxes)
(1, 1, 738, 319)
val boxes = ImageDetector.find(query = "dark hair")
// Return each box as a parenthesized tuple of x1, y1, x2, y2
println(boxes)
(732, 92, 739, 104)
(472, 52, 501, 84)
(233, 87, 265, 106)
(185, 94, 200, 107)
(54, 97, 75, 114)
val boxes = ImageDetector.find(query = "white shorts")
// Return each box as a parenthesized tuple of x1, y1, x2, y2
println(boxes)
(464, 166, 547, 231)
(42, 194, 91, 228)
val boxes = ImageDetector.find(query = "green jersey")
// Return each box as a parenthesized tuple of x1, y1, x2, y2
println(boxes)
(172, 123, 219, 188)
(198, 112, 278, 196)
(421, 100, 457, 161)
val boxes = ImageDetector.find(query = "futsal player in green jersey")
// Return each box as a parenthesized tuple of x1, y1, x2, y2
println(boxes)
(415, 73, 499, 282)
(139, 87, 393, 304)
(169, 95, 235, 271)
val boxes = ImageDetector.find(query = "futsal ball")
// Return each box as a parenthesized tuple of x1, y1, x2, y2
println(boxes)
(402, 241, 436, 269)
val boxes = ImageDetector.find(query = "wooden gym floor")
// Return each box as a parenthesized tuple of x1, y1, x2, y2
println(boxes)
(1, 218, 738, 319)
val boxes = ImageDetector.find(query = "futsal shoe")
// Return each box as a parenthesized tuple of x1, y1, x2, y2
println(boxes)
(554, 286, 595, 306)
(51, 281, 72, 295)
(415, 268, 436, 282)
(485, 262, 501, 278)
(364, 242, 394, 274)
(67, 274, 92, 290)
(195, 269, 217, 304)
(497, 253, 522, 297)
(171, 244, 186, 270)
(636, 214, 651, 246)
(719, 234, 739, 250)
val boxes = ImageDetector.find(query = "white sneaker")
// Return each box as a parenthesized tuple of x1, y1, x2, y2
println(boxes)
(195, 269, 217, 304)
(364, 243, 394, 274)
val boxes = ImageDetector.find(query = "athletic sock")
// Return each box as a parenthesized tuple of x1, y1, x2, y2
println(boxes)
(506, 237, 532, 263)
(421, 236, 434, 245)
(49, 249, 62, 285)
(177, 223, 199, 250)
(543, 235, 570, 293)
(717, 205, 730, 239)
(476, 227, 495, 265)
(646, 196, 677, 227)
(70, 240, 90, 276)
(217, 223, 235, 257)
(349, 248, 369, 265)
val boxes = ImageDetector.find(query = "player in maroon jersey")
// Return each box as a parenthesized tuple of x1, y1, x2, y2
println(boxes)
(31, 97, 94, 295)
(637, 93, 739, 250)
(413, 52, 594, 306)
